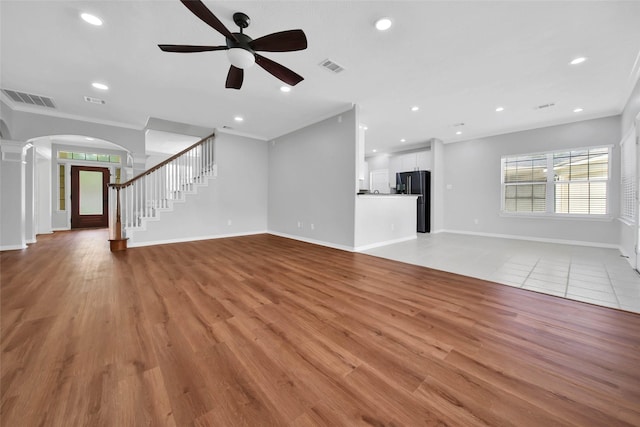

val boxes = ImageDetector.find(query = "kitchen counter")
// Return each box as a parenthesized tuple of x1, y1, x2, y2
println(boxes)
(354, 193, 418, 251)
(357, 193, 419, 198)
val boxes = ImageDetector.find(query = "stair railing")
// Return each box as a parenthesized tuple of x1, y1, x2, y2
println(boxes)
(108, 132, 216, 251)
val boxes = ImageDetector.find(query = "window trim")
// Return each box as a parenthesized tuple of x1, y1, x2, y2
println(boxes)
(500, 145, 613, 219)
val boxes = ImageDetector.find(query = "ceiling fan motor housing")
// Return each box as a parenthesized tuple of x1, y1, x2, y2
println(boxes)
(226, 32, 255, 54)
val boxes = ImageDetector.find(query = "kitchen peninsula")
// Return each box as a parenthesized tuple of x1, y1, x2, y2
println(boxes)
(354, 193, 419, 251)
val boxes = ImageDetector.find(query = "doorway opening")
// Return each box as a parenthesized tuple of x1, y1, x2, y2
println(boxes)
(71, 166, 110, 229)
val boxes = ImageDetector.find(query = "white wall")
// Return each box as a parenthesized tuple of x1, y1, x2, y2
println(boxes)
(442, 115, 621, 246)
(0, 100, 14, 140)
(268, 107, 357, 249)
(7, 108, 143, 155)
(129, 132, 268, 246)
(619, 77, 640, 266)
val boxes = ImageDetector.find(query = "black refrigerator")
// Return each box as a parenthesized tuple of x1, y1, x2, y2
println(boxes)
(396, 170, 431, 233)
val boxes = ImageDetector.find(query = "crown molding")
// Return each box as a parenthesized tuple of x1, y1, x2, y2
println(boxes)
(0, 94, 144, 131)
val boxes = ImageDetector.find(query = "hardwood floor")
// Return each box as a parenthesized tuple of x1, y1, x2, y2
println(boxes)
(2, 230, 640, 426)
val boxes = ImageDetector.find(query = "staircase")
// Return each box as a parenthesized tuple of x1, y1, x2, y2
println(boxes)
(108, 133, 216, 251)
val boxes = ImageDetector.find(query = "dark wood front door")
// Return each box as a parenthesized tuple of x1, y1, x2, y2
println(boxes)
(71, 166, 109, 229)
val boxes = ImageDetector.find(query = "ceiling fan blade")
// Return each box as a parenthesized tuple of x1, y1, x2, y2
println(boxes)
(250, 30, 308, 52)
(179, 0, 237, 42)
(255, 54, 304, 86)
(158, 44, 228, 53)
(225, 66, 244, 89)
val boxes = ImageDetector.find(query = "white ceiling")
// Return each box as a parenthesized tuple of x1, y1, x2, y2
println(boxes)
(2, 1, 640, 155)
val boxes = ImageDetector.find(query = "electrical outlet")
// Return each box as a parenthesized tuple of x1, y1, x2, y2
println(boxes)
(311, 223, 315, 230)
(227, 219, 232, 226)
(391, 223, 395, 231)
(297, 221, 302, 228)
(474, 218, 479, 225)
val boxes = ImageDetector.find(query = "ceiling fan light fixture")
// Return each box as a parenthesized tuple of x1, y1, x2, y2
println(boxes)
(280, 85, 291, 93)
(227, 48, 255, 69)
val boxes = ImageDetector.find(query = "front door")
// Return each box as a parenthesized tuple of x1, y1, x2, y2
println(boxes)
(71, 166, 109, 229)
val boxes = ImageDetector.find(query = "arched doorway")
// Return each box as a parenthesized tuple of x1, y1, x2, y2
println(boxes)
(28, 135, 131, 233)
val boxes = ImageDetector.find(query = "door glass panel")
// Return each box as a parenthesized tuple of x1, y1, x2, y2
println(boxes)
(79, 170, 103, 215)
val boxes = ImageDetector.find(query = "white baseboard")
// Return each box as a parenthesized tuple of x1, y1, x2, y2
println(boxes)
(618, 246, 638, 270)
(52, 227, 70, 231)
(354, 235, 417, 252)
(267, 231, 354, 252)
(0, 244, 27, 251)
(440, 229, 621, 250)
(128, 230, 268, 248)
(26, 238, 37, 244)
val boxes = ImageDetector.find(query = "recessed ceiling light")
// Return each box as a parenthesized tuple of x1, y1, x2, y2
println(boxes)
(280, 85, 291, 93)
(400, 138, 406, 142)
(573, 108, 583, 113)
(85, 137, 95, 141)
(375, 18, 392, 31)
(91, 82, 108, 90)
(495, 107, 504, 112)
(570, 57, 587, 65)
(456, 131, 462, 135)
(81, 13, 103, 26)
(363, 126, 368, 130)
(372, 149, 377, 153)
(234, 116, 244, 122)
(411, 106, 419, 112)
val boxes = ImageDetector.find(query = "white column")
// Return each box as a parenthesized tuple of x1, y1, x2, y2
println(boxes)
(430, 138, 445, 233)
(37, 153, 53, 235)
(1, 140, 33, 250)
(24, 146, 36, 243)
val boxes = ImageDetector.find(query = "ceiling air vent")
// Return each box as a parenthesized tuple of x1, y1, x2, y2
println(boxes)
(84, 96, 106, 105)
(535, 102, 555, 110)
(2, 89, 56, 108)
(319, 58, 345, 74)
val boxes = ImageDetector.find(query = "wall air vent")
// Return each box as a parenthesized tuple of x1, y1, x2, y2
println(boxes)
(319, 59, 345, 74)
(452, 122, 465, 127)
(84, 96, 106, 105)
(2, 89, 56, 108)
(535, 102, 555, 110)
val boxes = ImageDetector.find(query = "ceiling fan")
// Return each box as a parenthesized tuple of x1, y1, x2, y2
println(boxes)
(159, 0, 308, 90)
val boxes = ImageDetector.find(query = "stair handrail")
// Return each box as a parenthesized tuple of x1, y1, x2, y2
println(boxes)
(109, 131, 215, 190)
(107, 131, 216, 251)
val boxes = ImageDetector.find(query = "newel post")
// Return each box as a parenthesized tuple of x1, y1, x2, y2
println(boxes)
(108, 185, 128, 252)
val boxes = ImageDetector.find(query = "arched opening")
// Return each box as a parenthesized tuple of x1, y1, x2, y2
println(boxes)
(28, 135, 132, 233)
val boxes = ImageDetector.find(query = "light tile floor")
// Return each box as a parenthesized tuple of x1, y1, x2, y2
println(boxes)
(362, 233, 640, 313)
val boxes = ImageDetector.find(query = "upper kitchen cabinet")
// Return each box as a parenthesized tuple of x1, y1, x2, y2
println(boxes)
(394, 149, 432, 173)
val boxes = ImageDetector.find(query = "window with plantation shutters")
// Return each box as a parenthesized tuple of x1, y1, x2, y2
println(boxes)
(501, 146, 610, 217)
(620, 129, 637, 223)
